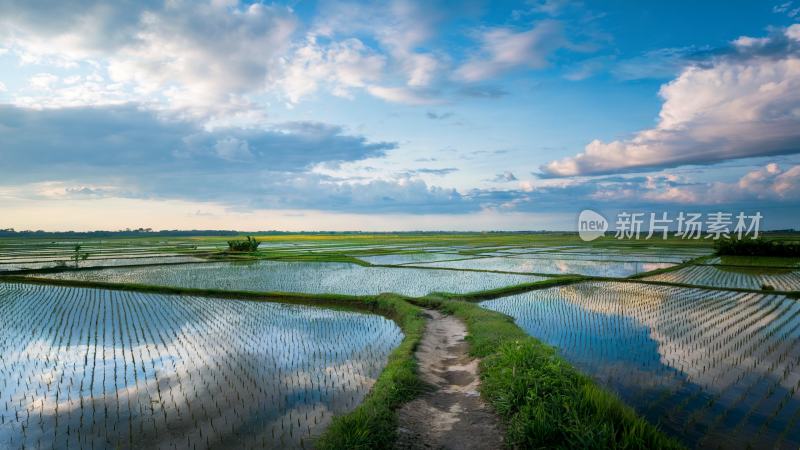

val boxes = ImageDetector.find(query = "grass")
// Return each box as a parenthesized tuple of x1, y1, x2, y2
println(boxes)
(415, 296, 685, 449)
(315, 294, 425, 450)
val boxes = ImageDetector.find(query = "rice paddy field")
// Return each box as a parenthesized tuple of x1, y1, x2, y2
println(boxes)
(24, 260, 548, 297)
(406, 255, 675, 277)
(1, 232, 798, 449)
(644, 264, 800, 291)
(0, 282, 401, 449)
(481, 282, 800, 449)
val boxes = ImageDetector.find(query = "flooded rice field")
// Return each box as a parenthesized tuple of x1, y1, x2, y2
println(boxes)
(481, 282, 800, 449)
(26, 260, 547, 297)
(644, 264, 800, 291)
(0, 282, 402, 449)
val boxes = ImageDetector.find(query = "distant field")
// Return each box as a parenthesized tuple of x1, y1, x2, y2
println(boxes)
(481, 281, 800, 449)
(1, 232, 798, 448)
(29, 259, 548, 297)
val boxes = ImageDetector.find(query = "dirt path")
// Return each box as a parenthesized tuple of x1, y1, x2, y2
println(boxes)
(395, 309, 503, 450)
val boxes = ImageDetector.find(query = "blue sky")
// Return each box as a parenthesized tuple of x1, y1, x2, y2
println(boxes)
(0, 0, 799, 231)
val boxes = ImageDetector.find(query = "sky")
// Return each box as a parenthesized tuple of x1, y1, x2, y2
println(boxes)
(0, 0, 799, 231)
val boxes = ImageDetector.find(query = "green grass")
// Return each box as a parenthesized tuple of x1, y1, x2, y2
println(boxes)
(414, 296, 685, 449)
(316, 294, 425, 450)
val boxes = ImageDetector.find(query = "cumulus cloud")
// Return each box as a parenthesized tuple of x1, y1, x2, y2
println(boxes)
(542, 25, 800, 177)
(574, 164, 800, 207)
(312, 0, 444, 87)
(275, 36, 386, 103)
(1, 0, 297, 117)
(0, 104, 480, 213)
(454, 20, 567, 82)
(0, 0, 598, 110)
(0, 104, 395, 180)
(273, 0, 447, 105)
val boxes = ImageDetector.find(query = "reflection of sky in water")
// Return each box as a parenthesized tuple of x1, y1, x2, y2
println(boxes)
(34, 260, 545, 296)
(0, 282, 402, 449)
(415, 257, 675, 277)
(481, 282, 800, 449)
(645, 264, 800, 291)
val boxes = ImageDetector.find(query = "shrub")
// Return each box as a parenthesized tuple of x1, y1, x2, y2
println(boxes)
(72, 245, 89, 267)
(714, 238, 800, 257)
(227, 236, 261, 252)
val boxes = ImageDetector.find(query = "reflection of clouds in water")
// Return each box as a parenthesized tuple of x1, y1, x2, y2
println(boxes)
(0, 283, 402, 450)
(38, 259, 542, 296)
(646, 265, 800, 291)
(640, 262, 675, 272)
(482, 282, 800, 449)
(416, 257, 676, 277)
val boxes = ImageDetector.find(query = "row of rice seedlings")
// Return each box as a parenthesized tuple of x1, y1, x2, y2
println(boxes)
(644, 265, 800, 291)
(0, 282, 402, 449)
(410, 256, 674, 277)
(480, 282, 800, 449)
(28, 260, 545, 297)
(504, 252, 688, 264)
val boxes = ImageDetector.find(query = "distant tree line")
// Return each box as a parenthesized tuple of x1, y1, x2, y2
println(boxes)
(715, 238, 800, 257)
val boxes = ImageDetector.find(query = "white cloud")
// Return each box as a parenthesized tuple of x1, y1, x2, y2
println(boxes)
(106, 2, 297, 118)
(313, 0, 444, 87)
(0, 80, 6, 92)
(29, 73, 59, 90)
(274, 0, 445, 104)
(277, 36, 386, 103)
(365, 85, 440, 105)
(542, 26, 800, 176)
(1, 1, 298, 119)
(454, 20, 566, 82)
(589, 164, 800, 205)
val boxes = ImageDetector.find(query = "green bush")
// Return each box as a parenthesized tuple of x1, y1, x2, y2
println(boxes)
(226, 236, 261, 252)
(714, 238, 800, 257)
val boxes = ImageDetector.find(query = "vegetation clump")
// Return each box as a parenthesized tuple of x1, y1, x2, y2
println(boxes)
(72, 244, 89, 267)
(226, 236, 261, 252)
(715, 238, 800, 257)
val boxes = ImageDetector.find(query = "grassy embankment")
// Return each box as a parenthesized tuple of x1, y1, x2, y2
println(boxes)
(414, 293, 685, 449)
